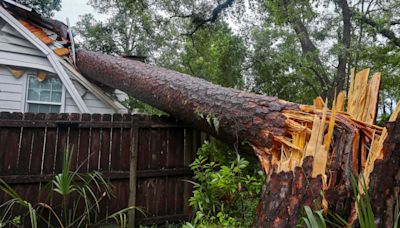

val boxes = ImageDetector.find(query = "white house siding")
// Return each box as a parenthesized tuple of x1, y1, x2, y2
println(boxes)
(84, 93, 116, 113)
(65, 91, 115, 114)
(64, 92, 79, 113)
(1, 19, 38, 50)
(0, 50, 54, 72)
(0, 64, 116, 114)
(63, 67, 118, 114)
(0, 18, 54, 73)
(115, 89, 129, 103)
(0, 66, 24, 112)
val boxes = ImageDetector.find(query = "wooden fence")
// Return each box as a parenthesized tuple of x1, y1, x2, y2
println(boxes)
(0, 112, 202, 226)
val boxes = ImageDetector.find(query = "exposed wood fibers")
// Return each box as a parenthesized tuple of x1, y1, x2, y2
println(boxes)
(256, 68, 399, 212)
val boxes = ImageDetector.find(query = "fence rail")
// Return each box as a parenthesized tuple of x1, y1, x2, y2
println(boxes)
(0, 112, 201, 226)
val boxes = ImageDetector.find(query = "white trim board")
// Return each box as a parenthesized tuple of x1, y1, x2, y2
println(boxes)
(0, 58, 55, 73)
(0, 6, 89, 113)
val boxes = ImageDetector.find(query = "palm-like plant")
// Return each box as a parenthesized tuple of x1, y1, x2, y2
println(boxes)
(0, 146, 140, 227)
(351, 175, 375, 228)
(0, 178, 38, 228)
(394, 197, 400, 228)
(47, 146, 115, 227)
(297, 174, 377, 228)
(297, 206, 327, 228)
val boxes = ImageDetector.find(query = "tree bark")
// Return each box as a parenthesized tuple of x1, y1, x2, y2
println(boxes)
(336, 0, 351, 93)
(76, 49, 400, 227)
(76, 49, 298, 150)
(254, 156, 324, 227)
(369, 115, 400, 227)
(254, 114, 361, 227)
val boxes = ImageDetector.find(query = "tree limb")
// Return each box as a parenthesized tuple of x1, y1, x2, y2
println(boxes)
(353, 10, 400, 47)
(183, 0, 235, 36)
(281, 0, 331, 98)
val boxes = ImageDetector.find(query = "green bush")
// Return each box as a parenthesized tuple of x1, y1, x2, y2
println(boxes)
(185, 140, 264, 227)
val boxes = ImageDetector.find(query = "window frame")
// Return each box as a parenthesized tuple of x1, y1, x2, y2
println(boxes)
(24, 72, 66, 113)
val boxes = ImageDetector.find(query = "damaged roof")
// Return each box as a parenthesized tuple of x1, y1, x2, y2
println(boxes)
(1, 0, 73, 60)
(0, 0, 128, 113)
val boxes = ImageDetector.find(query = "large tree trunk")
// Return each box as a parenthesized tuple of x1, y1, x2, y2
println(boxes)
(369, 115, 400, 226)
(76, 49, 400, 227)
(76, 49, 297, 149)
(336, 0, 351, 92)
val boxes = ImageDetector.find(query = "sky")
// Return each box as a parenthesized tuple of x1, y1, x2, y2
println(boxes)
(53, 0, 108, 26)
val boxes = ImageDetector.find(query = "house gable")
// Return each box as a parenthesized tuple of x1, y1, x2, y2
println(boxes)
(0, 5, 127, 114)
(0, 5, 89, 112)
(0, 17, 54, 72)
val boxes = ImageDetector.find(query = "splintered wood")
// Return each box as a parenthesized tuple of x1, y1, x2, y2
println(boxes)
(258, 68, 399, 189)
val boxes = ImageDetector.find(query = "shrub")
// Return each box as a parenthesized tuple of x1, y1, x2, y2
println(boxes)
(185, 140, 264, 227)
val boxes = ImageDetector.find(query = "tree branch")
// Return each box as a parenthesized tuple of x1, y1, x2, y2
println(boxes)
(390, 20, 400, 25)
(280, 0, 331, 97)
(182, 0, 235, 36)
(353, 10, 400, 47)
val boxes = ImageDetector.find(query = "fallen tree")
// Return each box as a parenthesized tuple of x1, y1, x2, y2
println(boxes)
(76, 49, 400, 227)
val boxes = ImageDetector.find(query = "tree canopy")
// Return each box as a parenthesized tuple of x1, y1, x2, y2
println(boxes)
(74, 0, 400, 116)
(14, 0, 61, 16)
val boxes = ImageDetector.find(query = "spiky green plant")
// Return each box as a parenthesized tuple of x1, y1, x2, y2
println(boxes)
(351, 175, 375, 228)
(297, 206, 327, 228)
(394, 196, 400, 228)
(326, 211, 349, 228)
(0, 146, 142, 227)
(0, 178, 38, 227)
(297, 174, 378, 228)
(0, 199, 19, 227)
(51, 146, 77, 224)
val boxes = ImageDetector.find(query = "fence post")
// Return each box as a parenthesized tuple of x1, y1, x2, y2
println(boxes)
(129, 127, 139, 228)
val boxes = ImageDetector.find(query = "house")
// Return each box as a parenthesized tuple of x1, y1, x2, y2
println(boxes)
(0, 0, 128, 114)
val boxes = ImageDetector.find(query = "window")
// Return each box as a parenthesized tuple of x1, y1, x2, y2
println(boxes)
(27, 74, 63, 113)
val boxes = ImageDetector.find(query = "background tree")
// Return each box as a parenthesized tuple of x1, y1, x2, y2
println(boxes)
(74, 0, 400, 115)
(14, 0, 61, 16)
(350, 0, 400, 116)
(75, 0, 248, 111)
(75, 0, 156, 57)
(159, 23, 246, 88)
(249, 0, 399, 112)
